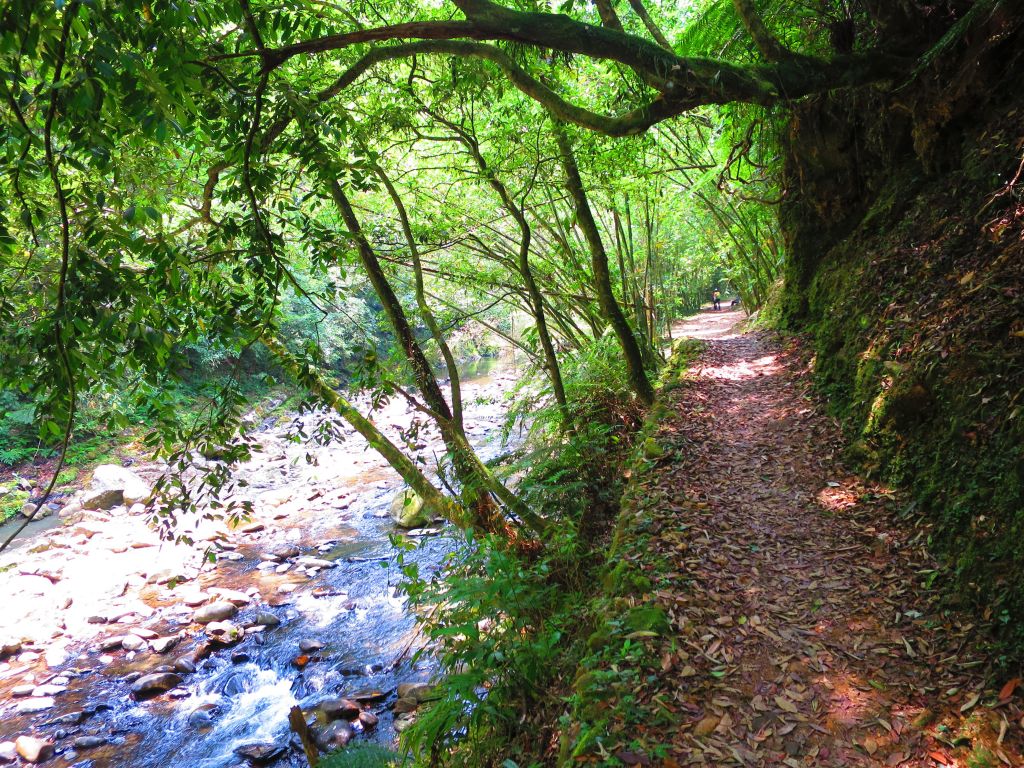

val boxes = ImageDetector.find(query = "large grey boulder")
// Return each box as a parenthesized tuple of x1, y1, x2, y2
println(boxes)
(192, 601, 237, 624)
(81, 488, 124, 511)
(389, 488, 432, 528)
(91, 464, 151, 506)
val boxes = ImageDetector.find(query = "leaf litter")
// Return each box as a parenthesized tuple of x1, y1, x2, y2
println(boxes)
(611, 313, 1024, 766)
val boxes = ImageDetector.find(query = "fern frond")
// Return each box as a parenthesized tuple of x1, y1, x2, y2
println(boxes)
(317, 742, 401, 768)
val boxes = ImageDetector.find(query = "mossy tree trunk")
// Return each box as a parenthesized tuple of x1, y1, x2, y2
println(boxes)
(554, 122, 656, 406)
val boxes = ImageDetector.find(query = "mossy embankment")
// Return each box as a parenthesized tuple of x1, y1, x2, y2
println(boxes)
(777, 10, 1024, 657)
(554, 338, 704, 764)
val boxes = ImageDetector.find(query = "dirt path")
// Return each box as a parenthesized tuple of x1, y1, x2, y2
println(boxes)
(644, 310, 1023, 767)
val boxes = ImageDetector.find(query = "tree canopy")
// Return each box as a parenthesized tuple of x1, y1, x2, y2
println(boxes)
(1, 0, 920, 542)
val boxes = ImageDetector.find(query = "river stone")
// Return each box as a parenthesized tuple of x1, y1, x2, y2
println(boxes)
(254, 612, 280, 628)
(0, 741, 16, 763)
(393, 713, 416, 733)
(92, 464, 151, 506)
(151, 636, 179, 654)
(320, 698, 360, 720)
(358, 710, 379, 729)
(1, 639, 23, 657)
(270, 544, 299, 559)
(397, 682, 435, 702)
(208, 588, 251, 606)
(12, 684, 34, 697)
(298, 639, 323, 653)
(193, 601, 237, 624)
(206, 621, 243, 645)
(350, 689, 387, 703)
(58, 501, 83, 520)
(173, 657, 196, 674)
(392, 697, 418, 714)
(121, 635, 147, 652)
(295, 556, 335, 569)
(234, 743, 285, 763)
(16, 697, 55, 713)
(31, 684, 65, 697)
(81, 487, 124, 511)
(20, 503, 49, 520)
(14, 737, 53, 764)
(73, 736, 107, 749)
(389, 488, 432, 528)
(131, 672, 182, 698)
(314, 720, 353, 751)
(188, 709, 214, 730)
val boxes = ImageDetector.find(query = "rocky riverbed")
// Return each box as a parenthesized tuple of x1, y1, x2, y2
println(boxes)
(0, 356, 523, 766)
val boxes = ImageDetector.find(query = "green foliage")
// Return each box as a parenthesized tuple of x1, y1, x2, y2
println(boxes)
(0, 489, 30, 523)
(318, 743, 401, 768)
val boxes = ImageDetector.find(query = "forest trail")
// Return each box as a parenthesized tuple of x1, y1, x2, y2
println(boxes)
(640, 310, 1023, 767)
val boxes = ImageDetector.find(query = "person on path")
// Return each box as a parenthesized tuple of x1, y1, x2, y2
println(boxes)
(712, 289, 721, 311)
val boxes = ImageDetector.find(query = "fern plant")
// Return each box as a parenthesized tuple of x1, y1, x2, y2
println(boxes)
(317, 743, 402, 768)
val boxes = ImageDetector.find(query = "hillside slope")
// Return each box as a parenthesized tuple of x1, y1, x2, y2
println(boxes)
(779, 6, 1024, 655)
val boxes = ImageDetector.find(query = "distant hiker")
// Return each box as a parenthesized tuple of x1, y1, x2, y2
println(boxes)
(730, 297, 740, 308)
(712, 289, 721, 311)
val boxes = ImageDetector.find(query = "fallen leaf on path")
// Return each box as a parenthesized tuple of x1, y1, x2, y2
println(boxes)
(774, 695, 798, 713)
(693, 715, 720, 736)
(998, 677, 1021, 702)
(862, 735, 879, 755)
(961, 692, 981, 712)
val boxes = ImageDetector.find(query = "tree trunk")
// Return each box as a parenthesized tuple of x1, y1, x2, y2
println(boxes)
(374, 163, 465, 435)
(553, 122, 655, 406)
(454, 127, 571, 424)
(261, 334, 468, 528)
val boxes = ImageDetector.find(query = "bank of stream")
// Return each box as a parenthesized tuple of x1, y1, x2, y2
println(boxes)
(0, 354, 523, 766)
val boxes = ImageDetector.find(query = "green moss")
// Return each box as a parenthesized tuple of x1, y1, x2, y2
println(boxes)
(0, 489, 29, 523)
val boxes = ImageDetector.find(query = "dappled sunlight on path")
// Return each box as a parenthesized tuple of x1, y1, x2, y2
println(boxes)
(641, 312, 1023, 767)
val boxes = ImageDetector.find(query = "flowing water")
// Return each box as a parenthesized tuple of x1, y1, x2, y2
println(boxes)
(0, 354, 524, 766)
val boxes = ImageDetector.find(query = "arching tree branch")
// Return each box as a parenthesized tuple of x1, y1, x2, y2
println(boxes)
(732, 0, 796, 62)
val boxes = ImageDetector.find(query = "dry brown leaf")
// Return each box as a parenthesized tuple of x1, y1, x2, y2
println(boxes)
(693, 715, 720, 736)
(863, 735, 879, 755)
(998, 677, 1021, 702)
(774, 695, 799, 714)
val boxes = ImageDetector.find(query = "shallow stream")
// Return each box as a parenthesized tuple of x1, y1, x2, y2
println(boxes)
(0, 354, 523, 767)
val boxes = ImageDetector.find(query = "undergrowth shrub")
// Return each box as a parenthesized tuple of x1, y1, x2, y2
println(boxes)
(318, 743, 400, 768)
(397, 335, 652, 766)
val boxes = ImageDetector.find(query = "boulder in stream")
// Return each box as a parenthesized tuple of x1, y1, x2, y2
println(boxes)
(389, 488, 432, 528)
(14, 736, 53, 764)
(91, 464, 151, 506)
(81, 488, 124, 511)
(397, 682, 435, 702)
(15, 698, 55, 714)
(193, 601, 237, 624)
(254, 612, 280, 628)
(131, 672, 182, 698)
(314, 720, 353, 751)
(320, 698, 360, 720)
(0, 741, 17, 763)
(206, 621, 244, 645)
(234, 743, 286, 763)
